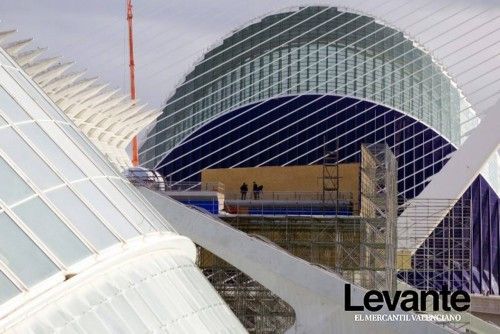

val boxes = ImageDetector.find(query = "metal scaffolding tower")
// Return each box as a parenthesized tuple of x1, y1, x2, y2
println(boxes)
(321, 141, 341, 214)
(359, 143, 398, 292)
(197, 249, 295, 333)
(195, 144, 471, 333)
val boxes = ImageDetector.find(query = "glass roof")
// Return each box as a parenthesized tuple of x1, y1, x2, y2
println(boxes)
(0, 47, 174, 306)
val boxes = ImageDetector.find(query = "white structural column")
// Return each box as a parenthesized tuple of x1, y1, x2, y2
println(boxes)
(141, 187, 455, 334)
(398, 100, 500, 252)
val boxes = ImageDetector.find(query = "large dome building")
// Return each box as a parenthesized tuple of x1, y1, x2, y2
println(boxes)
(140, 6, 499, 296)
(139, 6, 481, 200)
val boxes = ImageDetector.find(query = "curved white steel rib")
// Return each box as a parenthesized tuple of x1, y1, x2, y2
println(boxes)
(0, 234, 246, 334)
(141, 187, 455, 334)
(0, 31, 160, 171)
(397, 100, 500, 252)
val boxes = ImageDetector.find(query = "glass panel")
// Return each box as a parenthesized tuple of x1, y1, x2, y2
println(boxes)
(0, 127, 62, 189)
(13, 197, 91, 265)
(37, 122, 101, 178)
(0, 67, 50, 121)
(0, 51, 15, 66)
(46, 187, 118, 250)
(4, 67, 65, 122)
(18, 123, 85, 182)
(61, 124, 117, 176)
(73, 181, 139, 239)
(0, 212, 58, 286)
(0, 270, 20, 304)
(0, 156, 34, 205)
(93, 178, 156, 234)
(0, 76, 30, 122)
(112, 179, 169, 231)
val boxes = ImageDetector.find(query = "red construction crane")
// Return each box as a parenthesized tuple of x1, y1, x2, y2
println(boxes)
(127, 0, 139, 166)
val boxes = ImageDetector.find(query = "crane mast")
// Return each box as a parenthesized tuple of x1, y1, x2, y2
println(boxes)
(127, 0, 139, 166)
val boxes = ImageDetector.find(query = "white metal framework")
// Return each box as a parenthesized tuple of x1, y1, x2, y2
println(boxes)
(1, 238, 246, 333)
(398, 100, 500, 252)
(0, 30, 160, 171)
(142, 187, 458, 334)
(0, 43, 244, 333)
(136, 6, 498, 203)
(140, 6, 475, 168)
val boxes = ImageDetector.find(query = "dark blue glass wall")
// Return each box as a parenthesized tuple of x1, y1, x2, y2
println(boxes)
(158, 94, 499, 294)
(471, 175, 500, 294)
(158, 95, 454, 200)
(400, 175, 499, 295)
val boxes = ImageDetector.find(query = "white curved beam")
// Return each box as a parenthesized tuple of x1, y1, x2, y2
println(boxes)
(115, 110, 159, 138)
(33, 62, 73, 84)
(41, 70, 86, 92)
(23, 57, 61, 76)
(0, 30, 17, 43)
(14, 48, 47, 67)
(96, 104, 144, 136)
(51, 77, 98, 101)
(398, 100, 500, 252)
(141, 188, 452, 334)
(68, 89, 119, 118)
(104, 105, 150, 136)
(3, 38, 32, 55)
(67, 84, 110, 106)
(0, 31, 156, 171)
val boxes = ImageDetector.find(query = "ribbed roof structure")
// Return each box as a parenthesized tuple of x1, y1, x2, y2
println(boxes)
(0, 30, 160, 170)
(0, 36, 245, 333)
(140, 6, 476, 170)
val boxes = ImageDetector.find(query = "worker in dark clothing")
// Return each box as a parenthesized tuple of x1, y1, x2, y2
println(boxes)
(253, 181, 259, 200)
(240, 182, 248, 200)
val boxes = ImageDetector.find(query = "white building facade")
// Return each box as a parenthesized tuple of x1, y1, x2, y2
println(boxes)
(0, 44, 245, 333)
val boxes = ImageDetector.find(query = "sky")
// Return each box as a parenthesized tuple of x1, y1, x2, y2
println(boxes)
(0, 0, 498, 114)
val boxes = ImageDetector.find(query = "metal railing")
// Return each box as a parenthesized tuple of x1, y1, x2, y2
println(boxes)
(164, 181, 225, 192)
(225, 190, 353, 202)
(129, 175, 356, 216)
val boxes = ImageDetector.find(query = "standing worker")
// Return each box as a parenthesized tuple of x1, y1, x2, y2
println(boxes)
(253, 181, 259, 200)
(240, 182, 248, 200)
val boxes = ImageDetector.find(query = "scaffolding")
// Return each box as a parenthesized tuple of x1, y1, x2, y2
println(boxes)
(359, 143, 398, 292)
(195, 143, 472, 333)
(196, 144, 399, 333)
(397, 197, 472, 293)
(321, 141, 341, 213)
(197, 248, 295, 333)
(396, 197, 472, 332)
